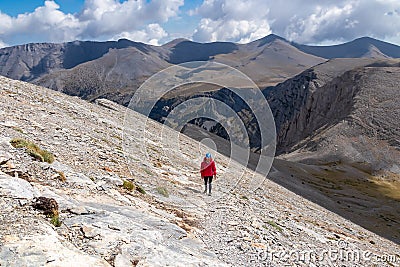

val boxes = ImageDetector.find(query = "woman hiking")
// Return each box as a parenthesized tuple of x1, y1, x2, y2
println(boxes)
(200, 153, 217, 196)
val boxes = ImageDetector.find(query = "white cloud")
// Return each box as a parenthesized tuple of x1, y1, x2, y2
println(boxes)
(1, 0, 400, 46)
(114, 23, 168, 46)
(194, 18, 271, 43)
(192, 0, 271, 43)
(191, 0, 400, 45)
(1, 1, 82, 43)
(284, 2, 355, 43)
(281, 0, 400, 44)
(0, 0, 183, 45)
(78, 0, 182, 39)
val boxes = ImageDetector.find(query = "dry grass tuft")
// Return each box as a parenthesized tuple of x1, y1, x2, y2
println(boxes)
(10, 138, 55, 163)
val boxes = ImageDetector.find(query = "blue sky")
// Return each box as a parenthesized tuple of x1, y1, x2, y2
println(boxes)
(0, 0, 85, 15)
(0, 0, 399, 48)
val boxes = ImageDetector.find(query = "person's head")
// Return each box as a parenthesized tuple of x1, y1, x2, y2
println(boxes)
(205, 152, 212, 162)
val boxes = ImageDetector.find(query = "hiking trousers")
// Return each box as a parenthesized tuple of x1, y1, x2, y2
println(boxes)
(203, 176, 213, 193)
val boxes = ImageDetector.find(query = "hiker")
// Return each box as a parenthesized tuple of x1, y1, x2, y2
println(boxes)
(200, 153, 217, 196)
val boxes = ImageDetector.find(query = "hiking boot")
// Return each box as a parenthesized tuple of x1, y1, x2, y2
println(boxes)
(208, 192, 211, 196)
(203, 189, 207, 194)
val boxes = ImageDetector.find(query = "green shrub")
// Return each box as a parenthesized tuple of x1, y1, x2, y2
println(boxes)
(10, 138, 55, 163)
(41, 150, 55, 164)
(142, 168, 153, 176)
(10, 138, 29, 148)
(265, 220, 283, 232)
(50, 215, 62, 227)
(136, 184, 146, 194)
(122, 180, 135, 191)
(11, 126, 24, 133)
(156, 186, 169, 197)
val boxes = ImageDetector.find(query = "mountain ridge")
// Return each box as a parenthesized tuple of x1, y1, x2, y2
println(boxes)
(292, 36, 400, 58)
(2, 34, 400, 83)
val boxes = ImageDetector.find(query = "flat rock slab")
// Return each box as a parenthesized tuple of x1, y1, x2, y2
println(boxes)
(62, 202, 226, 266)
(0, 222, 110, 267)
(0, 174, 39, 199)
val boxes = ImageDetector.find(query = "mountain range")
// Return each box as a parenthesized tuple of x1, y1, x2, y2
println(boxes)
(1, 34, 400, 98)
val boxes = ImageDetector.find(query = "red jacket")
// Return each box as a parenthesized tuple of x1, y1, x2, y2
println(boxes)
(200, 159, 216, 177)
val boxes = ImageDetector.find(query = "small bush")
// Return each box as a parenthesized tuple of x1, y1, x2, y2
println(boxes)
(10, 138, 55, 163)
(11, 126, 24, 133)
(265, 220, 283, 232)
(10, 138, 29, 148)
(51, 215, 62, 227)
(136, 184, 146, 194)
(142, 168, 153, 176)
(156, 186, 169, 197)
(122, 180, 135, 191)
(41, 150, 55, 164)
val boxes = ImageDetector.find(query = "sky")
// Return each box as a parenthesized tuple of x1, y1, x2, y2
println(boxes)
(0, 0, 399, 48)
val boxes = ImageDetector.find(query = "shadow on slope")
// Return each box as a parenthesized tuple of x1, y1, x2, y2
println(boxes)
(182, 124, 400, 245)
(62, 39, 150, 69)
(168, 41, 238, 64)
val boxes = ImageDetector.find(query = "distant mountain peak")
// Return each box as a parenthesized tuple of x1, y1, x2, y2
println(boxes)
(293, 36, 400, 59)
(162, 38, 192, 48)
(250, 34, 288, 47)
(353, 36, 379, 42)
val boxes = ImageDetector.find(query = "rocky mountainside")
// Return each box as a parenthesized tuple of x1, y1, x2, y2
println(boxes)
(1, 76, 399, 266)
(36, 46, 170, 105)
(0, 34, 324, 93)
(266, 58, 400, 245)
(150, 58, 400, 244)
(151, 58, 400, 162)
(0, 39, 155, 81)
(31, 36, 324, 105)
(1, 35, 398, 106)
(267, 58, 400, 163)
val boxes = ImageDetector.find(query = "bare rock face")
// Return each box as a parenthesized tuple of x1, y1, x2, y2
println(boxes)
(266, 58, 400, 174)
(267, 58, 377, 153)
(0, 43, 65, 81)
(0, 39, 155, 82)
(153, 58, 399, 170)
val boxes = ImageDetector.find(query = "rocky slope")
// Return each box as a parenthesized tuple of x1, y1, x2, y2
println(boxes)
(32, 36, 324, 105)
(0, 35, 324, 97)
(268, 58, 400, 164)
(1, 76, 399, 266)
(141, 58, 400, 245)
(267, 58, 400, 245)
(152, 58, 400, 159)
(36, 46, 170, 105)
(0, 39, 156, 81)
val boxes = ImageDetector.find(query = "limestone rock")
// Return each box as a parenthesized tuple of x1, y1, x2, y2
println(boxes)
(0, 174, 39, 199)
